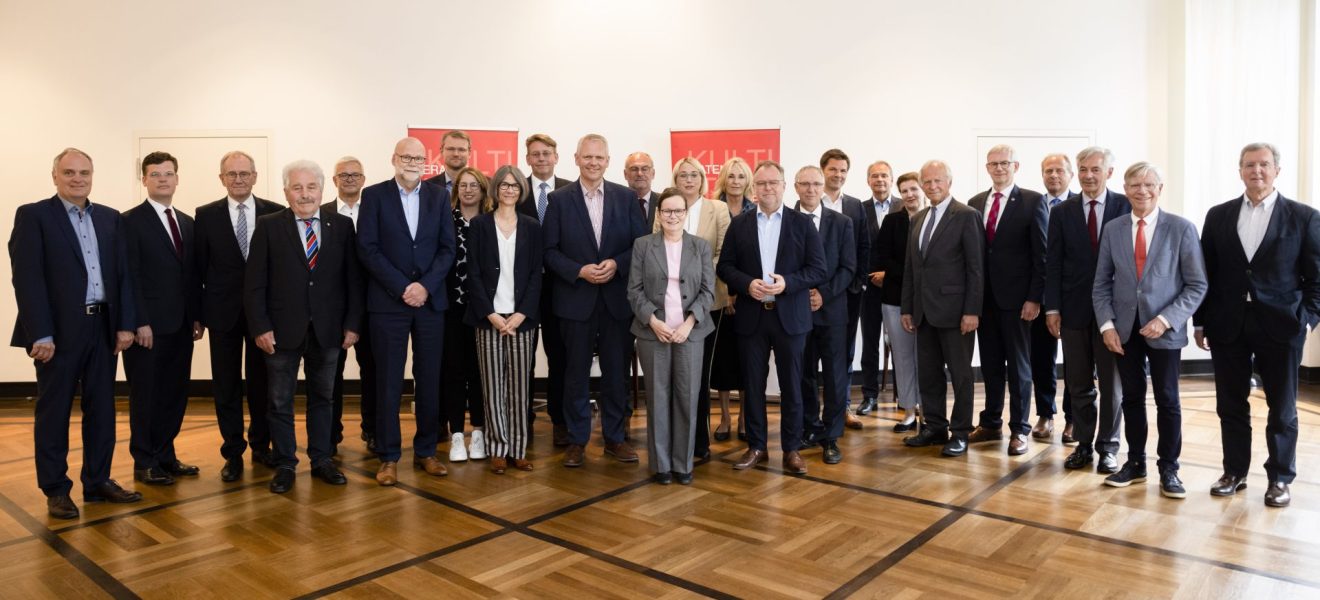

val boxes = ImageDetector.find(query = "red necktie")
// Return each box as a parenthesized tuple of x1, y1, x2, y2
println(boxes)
(1087, 200, 1099, 252)
(1134, 218, 1147, 279)
(165, 207, 183, 257)
(985, 192, 1003, 244)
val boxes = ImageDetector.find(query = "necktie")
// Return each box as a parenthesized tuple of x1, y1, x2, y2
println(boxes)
(920, 207, 937, 256)
(1087, 200, 1099, 252)
(638, 196, 648, 217)
(986, 192, 1003, 244)
(164, 207, 183, 257)
(811, 212, 819, 230)
(303, 218, 318, 270)
(537, 182, 549, 223)
(236, 202, 249, 260)
(445, 179, 453, 194)
(1134, 218, 1147, 279)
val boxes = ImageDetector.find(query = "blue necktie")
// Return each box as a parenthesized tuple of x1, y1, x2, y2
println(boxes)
(537, 182, 549, 223)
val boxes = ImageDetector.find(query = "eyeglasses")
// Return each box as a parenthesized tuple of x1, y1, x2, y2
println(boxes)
(528, 151, 556, 159)
(456, 182, 484, 190)
(986, 161, 1014, 169)
(626, 165, 654, 173)
(675, 172, 703, 180)
(497, 182, 521, 191)
(395, 154, 427, 164)
(659, 208, 687, 216)
(335, 172, 364, 180)
(795, 181, 823, 187)
(223, 171, 254, 181)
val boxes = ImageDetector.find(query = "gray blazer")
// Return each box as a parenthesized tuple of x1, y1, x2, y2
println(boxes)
(1092, 209, 1207, 349)
(627, 232, 715, 341)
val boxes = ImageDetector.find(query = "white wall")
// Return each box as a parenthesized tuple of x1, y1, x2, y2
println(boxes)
(0, 0, 1175, 382)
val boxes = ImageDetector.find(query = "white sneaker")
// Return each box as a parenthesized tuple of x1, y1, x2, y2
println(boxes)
(449, 432, 468, 462)
(468, 429, 487, 460)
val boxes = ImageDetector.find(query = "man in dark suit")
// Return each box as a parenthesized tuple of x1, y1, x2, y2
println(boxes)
(195, 150, 283, 481)
(1032, 154, 1077, 442)
(10, 148, 142, 519)
(624, 152, 660, 230)
(1197, 142, 1320, 508)
(819, 149, 869, 430)
(424, 130, 470, 193)
(967, 145, 1048, 456)
(900, 160, 985, 457)
(246, 160, 363, 493)
(1044, 146, 1130, 473)
(518, 133, 573, 444)
(543, 134, 648, 467)
(324, 156, 376, 455)
(794, 166, 856, 464)
(858, 160, 901, 416)
(717, 160, 827, 475)
(357, 137, 457, 485)
(123, 151, 202, 486)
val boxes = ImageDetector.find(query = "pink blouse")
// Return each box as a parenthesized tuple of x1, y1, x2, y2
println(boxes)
(663, 239, 684, 329)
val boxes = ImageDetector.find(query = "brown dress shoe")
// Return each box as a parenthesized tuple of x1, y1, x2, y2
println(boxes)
(967, 426, 1004, 443)
(514, 458, 533, 471)
(376, 462, 398, 486)
(563, 444, 585, 467)
(552, 424, 570, 447)
(1008, 433, 1029, 455)
(604, 441, 639, 463)
(783, 451, 808, 474)
(490, 457, 507, 474)
(47, 495, 79, 520)
(413, 455, 449, 477)
(732, 448, 767, 470)
(1061, 423, 1076, 445)
(845, 413, 864, 430)
(1031, 417, 1054, 440)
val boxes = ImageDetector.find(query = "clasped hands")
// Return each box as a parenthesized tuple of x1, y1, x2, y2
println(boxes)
(747, 274, 786, 302)
(649, 315, 695, 344)
(578, 259, 617, 285)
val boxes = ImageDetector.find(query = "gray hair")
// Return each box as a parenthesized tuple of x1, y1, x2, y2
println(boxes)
(987, 144, 1016, 161)
(220, 150, 257, 173)
(1239, 142, 1281, 167)
(52, 147, 93, 172)
(1041, 153, 1074, 174)
(920, 159, 952, 181)
(490, 164, 529, 204)
(1076, 146, 1115, 171)
(1123, 161, 1164, 185)
(576, 133, 610, 155)
(335, 155, 363, 168)
(282, 159, 325, 188)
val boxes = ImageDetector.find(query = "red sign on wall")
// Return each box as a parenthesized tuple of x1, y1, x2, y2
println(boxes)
(669, 128, 780, 197)
(407, 127, 519, 178)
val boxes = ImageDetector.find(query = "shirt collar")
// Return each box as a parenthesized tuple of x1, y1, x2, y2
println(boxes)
(1082, 189, 1108, 205)
(294, 209, 321, 222)
(1243, 189, 1279, 210)
(395, 180, 421, 196)
(335, 197, 358, 211)
(228, 195, 253, 209)
(757, 202, 785, 221)
(579, 179, 603, 198)
(531, 175, 553, 191)
(147, 198, 172, 214)
(1132, 206, 1159, 224)
(59, 196, 91, 213)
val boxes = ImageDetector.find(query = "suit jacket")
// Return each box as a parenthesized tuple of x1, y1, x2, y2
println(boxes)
(543, 179, 648, 321)
(195, 196, 283, 331)
(245, 209, 363, 349)
(124, 200, 199, 336)
(716, 206, 828, 336)
(861, 196, 902, 294)
(356, 178, 456, 313)
(627, 232, 715, 341)
(638, 191, 660, 231)
(835, 194, 871, 294)
(1043, 190, 1131, 329)
(1092, 210, 1207, 349)
(900, 199, 985, 328)
(518, 176, 573, 222)
(426, 172, 455, 191)
(10, 196, 136, 348)
(464, 212, 543, 332)
(652, 197, 731, 309)
(796, 207, 856, 326)
(968, 185, 1047, 310)
(321, 199, 358, 229)
(874, 210, 912, 306)
(1195, 194, 1320, 343)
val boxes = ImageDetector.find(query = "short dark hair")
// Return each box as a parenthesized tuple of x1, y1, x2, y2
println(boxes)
(819, 148, 850, 169)
(142, 151, 178, 176)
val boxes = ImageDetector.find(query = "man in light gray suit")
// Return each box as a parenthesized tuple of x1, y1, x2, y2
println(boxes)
(900, 160, 985, 457)
(1092, 162, 1207, 500)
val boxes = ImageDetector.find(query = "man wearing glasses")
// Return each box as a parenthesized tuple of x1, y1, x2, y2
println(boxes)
(195, 150, 283, 482)
(624, 152, 659, 229)
(323, 156, 376, 456)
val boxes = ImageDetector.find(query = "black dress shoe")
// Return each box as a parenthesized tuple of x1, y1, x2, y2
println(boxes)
(822, 441, 842, 464)
(1265, 481, 1291, 507)
(799, 431, 821, 451)
(1210, 473, 1248, 497)
(164, 460, 200, 476)
(675, 472, 694, 485)
(857, 397, 878, 416)
(47, 495, 79, 520)
(220, 458, 244, 482)
(695, 449, 712, 462)
(84, 480, 143, 503)
(134, 467, 175, 486)
(892, 419, 917, 433)
(1064, 448, 1094, 470)
(1097, 452, 1119, 474)
(365, 435, 379, 456)
(941, 437, 968, 457)
(903, 428, 949, 447)
(652, 472, 673, 485)
(269, 467, 296, 494)
(312, 463, 347, 485)
(251, 449, 276, 468)
(713, 428, 731, 442)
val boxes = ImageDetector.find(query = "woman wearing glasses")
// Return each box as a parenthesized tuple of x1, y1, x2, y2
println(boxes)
(465, 165, 542, 473)
(874, 172, 926, 432)
(442, 167, 491, 462)
(708, 157, 754, 441)
(629, 188, 716, 484)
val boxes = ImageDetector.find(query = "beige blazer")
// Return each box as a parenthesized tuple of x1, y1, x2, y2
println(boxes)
(653, 197, 730, 309)
(627, 232, 716, 341)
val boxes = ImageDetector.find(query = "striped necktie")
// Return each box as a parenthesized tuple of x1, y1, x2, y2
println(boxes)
(303, 218, 318, 270)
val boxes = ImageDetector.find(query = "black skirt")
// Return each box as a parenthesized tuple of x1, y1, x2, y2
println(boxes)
(705, 310, 744, 391)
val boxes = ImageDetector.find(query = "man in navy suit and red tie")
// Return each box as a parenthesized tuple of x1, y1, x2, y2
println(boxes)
(1197, 142, 1320, 508)
(10, 148, 142, 519)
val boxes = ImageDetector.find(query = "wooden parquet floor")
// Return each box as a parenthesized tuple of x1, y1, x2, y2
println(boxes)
(0, 376, 1317, 599)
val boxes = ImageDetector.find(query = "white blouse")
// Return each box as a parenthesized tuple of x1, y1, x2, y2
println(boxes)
(493, 227, 517, 314)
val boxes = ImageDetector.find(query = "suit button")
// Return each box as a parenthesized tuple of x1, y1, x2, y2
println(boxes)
(309, 281, 314, 286)
(1246, 269, 1252, 276)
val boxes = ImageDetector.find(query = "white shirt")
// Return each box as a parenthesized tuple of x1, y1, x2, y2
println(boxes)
(493, 227, 517, 313)
(919, 198, 951, 252)
(294, 209, 322, 251)
(1238, 190, 1278, 262)
(1081, 189, 1109, 237)
(531, 175, 555, 194)
(1098, 207, 1169, 333)
(227, 195, 257, 249)
(335, 197, 360, 229)
(146, 198, 178, 242)
(685, 197, 704, 235)
(981, 185, 1013, 228)
(822, 192, 845, 214)
(802, 202, 824, 231)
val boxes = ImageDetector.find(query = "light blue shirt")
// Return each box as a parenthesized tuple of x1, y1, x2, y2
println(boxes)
(295, 210, 322, 253)
(397, 181, 421, 239)
(756, 203, 785, 302)
(61, 197, 105, 304)
(1044, 193, 1067, 226)
(872, 195, 895, 223)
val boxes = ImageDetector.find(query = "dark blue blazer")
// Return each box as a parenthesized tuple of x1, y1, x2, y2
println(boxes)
(9, 196, 136, 348)
(968, 185, 1048, 311)
(194, 196, 283, 331)
(1043, 189, 1130, 329)
(542, 180, 647, 322)
(838, 194, 870, 294)
(124, 200, 199, 336)
(465, 213, 543, 332)
(796, 208, 855, 326)
(716, 207, 828, 336)
(356, 178, 457, 313)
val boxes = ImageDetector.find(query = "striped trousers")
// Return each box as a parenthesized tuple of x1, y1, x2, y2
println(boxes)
(475, 327, 535, 459)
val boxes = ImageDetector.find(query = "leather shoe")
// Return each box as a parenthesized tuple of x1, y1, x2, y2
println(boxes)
(845, 413, 864, 430)
(799, 430, 821, 451)
(1061, 423, 1076, 445)
(604, 441, 639, 463)
(1008, 433, 1029, 456)
(376, 461, 398, 486)
(269, 467, 296, 493)
(783, 451, 808, 474)
(967, 426, 1003, 444)
(134, 467, 175, 486)
(364, 434, 379, 456)
(675, 471, 694, 485)
(312, 463, 346, 485)
(514, 458, 533, 471)
(941, 437, 968, 457)
(904, 428, 949, 447)
(857, 396, 878, 416)
(490, 457, 507, 474)
(220, 458, 243, 482)
(892, 417, 917, 433)
(563, 444, 585, 468)
(1210, 473, 1248, 497)
(1265, 481, 1291, 507)
(732, 448, 767, 470)
(84, 480, 142, 503)
(47, 495, 78, 520)
(1097, 452, 1119, 474)
(164, 461, 200, 476)
(1064, 448, 1094, 470)
(653, 472, 673, 485)
(822, 441, 842, 464)
(1031, 417, 1054, 440)
(552, 425, 570, 447)
(413, 455, 449, 476)
(713, 426, 731, 442)
(251, 449, 276, 468)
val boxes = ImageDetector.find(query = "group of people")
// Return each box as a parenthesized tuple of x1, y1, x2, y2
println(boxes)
(11, 133, 1312, 520)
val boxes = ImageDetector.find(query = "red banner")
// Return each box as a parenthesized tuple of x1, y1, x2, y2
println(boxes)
(669, 128, 780, 197)
(407, 127, 519, 178)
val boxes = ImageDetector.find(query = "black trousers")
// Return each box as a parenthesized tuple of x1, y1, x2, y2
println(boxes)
(844, 291, 862, 408)
(1115, 324, 1182, 472)
(33, 312, 116, 497)
(561, 298, 634, 446)
(265, 327, 339, 469)
(693, 309, 721, 457)
(739, 312, 806, 453)
(977, 307, 1033, 435)
(1029, 316, 1070, 421)
(1061, 324, 1123, 454)
(331, 314, 375, 444)
(209, 314, 270, 460)
(531, 283, 567, 426)
(859, 290, 886, 398)
(801, 320, 849, 443)
(441, 310, 484, 434)
(371, 309, 444, 463)
(124, 329, 193, 470)
(916, 322, 976, 439)
(1212, 306, 1302, 484)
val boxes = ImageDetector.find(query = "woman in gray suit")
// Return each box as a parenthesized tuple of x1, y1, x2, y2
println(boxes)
(628, 189, 716, 484)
